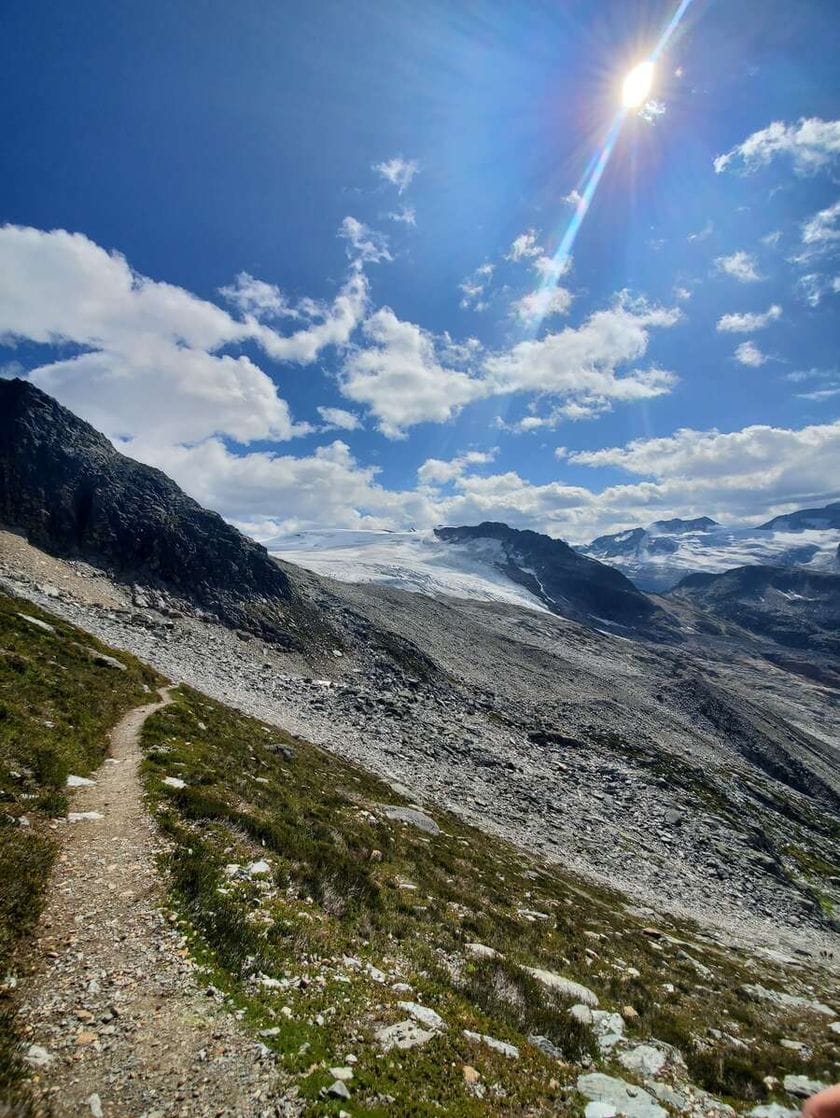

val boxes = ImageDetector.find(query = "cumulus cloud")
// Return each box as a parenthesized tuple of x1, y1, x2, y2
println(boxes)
(715, 251, 763, 283)
(417, 449, 497, 486)
(510, 287, 573, 323)
(734, 341, 768, 367)
(714, 117, 840, 176)
(716, 304, 781, 333)
(373, 156, 419, 194)
(0, 224, 371, 443)
(483, 295, 680, 402)
(317, 406, 363, 431)
(340, 308, 484, 438)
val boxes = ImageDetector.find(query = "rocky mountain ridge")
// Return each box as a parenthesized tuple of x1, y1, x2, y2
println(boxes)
(0, 379, 329, 649)
(581, 506, 840, 592)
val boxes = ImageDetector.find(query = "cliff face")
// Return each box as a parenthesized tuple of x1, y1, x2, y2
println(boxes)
(0, 379, 311, 644)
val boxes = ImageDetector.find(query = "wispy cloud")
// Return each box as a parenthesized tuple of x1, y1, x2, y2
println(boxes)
(339, 216, 392, 264)
(459, 263, 494, 311)
(714, 117, 840, 176)
(506, 230, 542, 261)
(317, 406, 363, 431)
(373, 156, 419, 194)
(716, 304, 781, 333)
(386, 206, 416, 226)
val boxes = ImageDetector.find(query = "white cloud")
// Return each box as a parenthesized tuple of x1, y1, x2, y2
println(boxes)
(340, 308, 484, 437)
(715, 250, 763, 283)
(317, 406, 363, 431)
(386, 206, 416, 226)
(506, 230, 542, 261)
(459, 263, 495, 311)
(796, 272, 840, 307)
(687, 220, 713, 243)
(483, 295, 680, 403)
(0, 225, 371, 443)
(673, 286, 693, 301)
(639, 99, 666, 124)
(373, 156, 419, 194)
(417, 449, 497, 486)
(733, 341, 768, 367)
(562, 190, 583, 207)
(511, 287, 573, 322)
(339, 216, 392, 265)
(716, 304, 781, 333)
(801, 198, 840, 247)
(714, 117, 840, 176)
(219, 273, 297, 321)
(533, 254, 571, 282)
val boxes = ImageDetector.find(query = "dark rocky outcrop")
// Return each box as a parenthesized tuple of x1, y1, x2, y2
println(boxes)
(435, 521, 669, 633)
(0, 379, 323, 646)
(670, 564, 840, 656)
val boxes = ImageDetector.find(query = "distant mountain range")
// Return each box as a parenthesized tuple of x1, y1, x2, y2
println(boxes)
(2, 378, 838, 658)
(267, 521, 668, 635)
(580, 508, 840, 591)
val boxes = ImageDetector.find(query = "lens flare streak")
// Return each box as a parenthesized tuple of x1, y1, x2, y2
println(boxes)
(526, 0, 694, 336)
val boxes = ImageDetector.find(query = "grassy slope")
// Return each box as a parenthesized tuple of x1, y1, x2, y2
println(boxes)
(0, 592, 163, 1111)
(142, 686, 840, 1116)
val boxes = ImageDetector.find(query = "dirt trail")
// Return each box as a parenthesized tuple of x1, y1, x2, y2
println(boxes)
(20, 689, 297, 1117)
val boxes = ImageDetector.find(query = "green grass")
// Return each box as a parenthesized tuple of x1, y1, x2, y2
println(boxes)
(0, 592, 163, 1112)
(142, 685, 840, 1116)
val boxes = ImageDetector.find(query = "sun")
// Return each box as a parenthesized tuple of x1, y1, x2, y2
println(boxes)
(622, 60, 654, 108)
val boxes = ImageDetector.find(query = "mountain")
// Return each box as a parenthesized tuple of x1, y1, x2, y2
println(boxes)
(581, 508, 840, 591)
(0, 378, 324, 647)
(268, 521, 668, 634)
(669, 564, 840, 656)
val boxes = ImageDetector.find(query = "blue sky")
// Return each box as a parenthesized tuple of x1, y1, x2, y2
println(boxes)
(1, 0, 839, 541)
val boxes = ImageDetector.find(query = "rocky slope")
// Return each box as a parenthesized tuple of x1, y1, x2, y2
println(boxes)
(581, 508, 840, 592)
(670, 565, 840, 657)
(0, 378, 328, 648)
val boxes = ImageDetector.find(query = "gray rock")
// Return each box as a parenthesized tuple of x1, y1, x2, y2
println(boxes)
(463, 1029, 519, 1058)
(375, 1019, 436, 1051)
(577, 1072, 667, 1118)
(23, 1044, 53, 1069)
(742, 985, 835, 1017)
(326, 1080, 351, 1100)
(619, 1045, 667, 1078)
(466, 942, 499, 960)
(381, 805, 441, 835)
(784, 1075, 827, 1098)
(528, 1034, 562, 1059)
(592, 1010, 625, 1053)
(569, 1003, 594, 1026)
(524, 967, 599, 1006)
(397, 1001, 445, 1030)
(749, 1106, 800, 1118)
(86, 1094, 104, 1118)
(17, 612, 54, 633)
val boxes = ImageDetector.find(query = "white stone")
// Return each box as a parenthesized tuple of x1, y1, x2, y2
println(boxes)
(246, 860, 271, 876)
(17, 613, 54, 633)
(329, 1067, 354, 1081)
(569, 1003, 594, 1026)
(784, 1075, 827, 1099)
(466, 942, 499, 960)
(398, 1001, 445, 1030)
(67, 811, 104, 823)
(23, 1044, 53, 1069)
(577, 1073, 667, 1118)
(86, 1094, 103, 1118)
(162, 776, 186, 789)
(381, 805, 440, 835)
(524, 967, 599, 1006)
(619, 1044, 667, 1078)
(463, 1030, 519, 1058)
(376, 1019, 436, 1051)
(592, 1010, 625, 1053)
(66, 774, 95, 787)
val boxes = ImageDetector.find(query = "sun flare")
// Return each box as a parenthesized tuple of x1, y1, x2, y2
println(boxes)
(622, 60, 654, 108)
